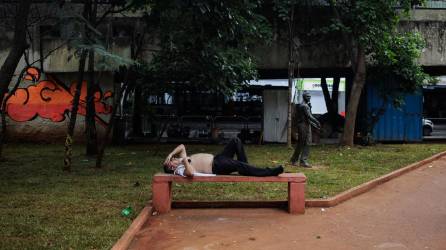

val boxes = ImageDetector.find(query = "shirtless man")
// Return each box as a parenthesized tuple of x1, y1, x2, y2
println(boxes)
(163, 137, 284, 177)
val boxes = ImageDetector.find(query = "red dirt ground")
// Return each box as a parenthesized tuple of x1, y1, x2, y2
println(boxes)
(129, 156, 446, 250)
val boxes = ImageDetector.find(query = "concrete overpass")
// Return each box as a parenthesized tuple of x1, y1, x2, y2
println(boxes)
(0, 5, 445, 76)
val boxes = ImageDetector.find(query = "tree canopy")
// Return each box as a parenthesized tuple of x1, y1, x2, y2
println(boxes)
(369, 31, 431, 105)
(145, 0, 271, 93)
(327, 0, 430, 145)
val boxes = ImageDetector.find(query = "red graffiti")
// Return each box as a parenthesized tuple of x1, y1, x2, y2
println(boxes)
(4, 67, 113, 126)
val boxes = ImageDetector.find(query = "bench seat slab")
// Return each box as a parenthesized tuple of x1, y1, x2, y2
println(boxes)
(153, 173, 306, 183)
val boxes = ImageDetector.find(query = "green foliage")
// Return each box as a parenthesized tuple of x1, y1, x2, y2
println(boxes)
(72, 42, 136, 70)
(273, 0, 298, 21)
(369, 31, 431, 104)
(273, 0, 324, 40)
(332, 0, 404, 50)
(59, 1, 139, 70)
(330, 0, 425, 61)
(273, 0, 322, 21)
(316, 18, 350, 35)
(146, 0, 271, 93)
(329, 0, 431, 104)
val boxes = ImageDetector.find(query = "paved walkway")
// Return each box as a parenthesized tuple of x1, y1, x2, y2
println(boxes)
(129, 156, 446, 250)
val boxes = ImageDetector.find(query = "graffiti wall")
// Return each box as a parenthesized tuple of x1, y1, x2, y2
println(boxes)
(3, 67, 114, 142)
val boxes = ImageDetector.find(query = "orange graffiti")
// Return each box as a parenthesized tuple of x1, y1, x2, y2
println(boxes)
(24, 67, 40, 82)
(4, 67, 113, 126)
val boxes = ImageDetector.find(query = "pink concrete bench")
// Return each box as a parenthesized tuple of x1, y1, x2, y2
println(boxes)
(152, 173, 306, 214)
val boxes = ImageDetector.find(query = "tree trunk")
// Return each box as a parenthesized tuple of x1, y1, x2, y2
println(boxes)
(286, 7, 296, 148)
(96, 81, 128, 168)
(63, 51, 88, 171)
(0, 68, 27, 159)
(340, 45, 366, 146)
(331, 77, 340, 133)
(321, 77, 341, 134)
(287, 61, 294, 148)
(321, 77, 333, 114)
(0, 0, 31, 109)
(321, 77, 333, 135)
(85, 0, 98, 156)
(0, 0, 31, 159)
(85, 50, 98, 155)
(95, 0, 142, 167)
(332, 77, 340, 114)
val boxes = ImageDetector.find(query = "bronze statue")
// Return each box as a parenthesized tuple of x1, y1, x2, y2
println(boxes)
(290, 91, 321, 168)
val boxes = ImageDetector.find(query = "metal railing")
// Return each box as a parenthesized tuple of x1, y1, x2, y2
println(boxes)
(141, 114, 263, 142)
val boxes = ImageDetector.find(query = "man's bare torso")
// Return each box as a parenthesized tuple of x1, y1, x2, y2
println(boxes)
(189, 153, 214, 174)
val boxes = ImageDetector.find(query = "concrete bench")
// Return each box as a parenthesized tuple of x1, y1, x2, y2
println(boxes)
(152, 173, 306, 214)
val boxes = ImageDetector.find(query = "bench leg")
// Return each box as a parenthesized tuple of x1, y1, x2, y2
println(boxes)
(152, 181, 172, 214)
(288, 182, 305, 214)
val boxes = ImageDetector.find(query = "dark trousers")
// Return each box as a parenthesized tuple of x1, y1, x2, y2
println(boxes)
(290, 124, 310, 164)
(212, 138, 277, 176)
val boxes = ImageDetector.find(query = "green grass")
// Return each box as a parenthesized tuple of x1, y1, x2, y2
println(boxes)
(1, 142, 446, 249)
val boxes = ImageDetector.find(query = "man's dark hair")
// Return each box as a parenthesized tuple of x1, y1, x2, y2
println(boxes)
(163, 164, 174, 174)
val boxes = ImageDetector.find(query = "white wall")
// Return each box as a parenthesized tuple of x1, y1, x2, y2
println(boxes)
(263, 89, 288, 143)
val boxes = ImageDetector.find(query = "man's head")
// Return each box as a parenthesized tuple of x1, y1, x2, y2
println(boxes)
(163, 157, 182, 174)
(302, 91, 311, 103)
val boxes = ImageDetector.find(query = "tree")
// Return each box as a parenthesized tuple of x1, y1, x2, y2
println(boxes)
(0, 0, 31, 158)
(0, 1, 75, 159)
(96, 23, 148, 168)
(320, 77, 341, 136)
(273, 0, 300, 148)
(62, 0, 136, 171)
(0, 0, 30, 106)
(328, 0, 427, 146)
(83, 0, 142, 156)
(273, 0, 325, 147)
(363, 31, 432, 137)
(147, 0, 271, 93)
(368, 32, 430, 102)
(85, 1, 99, 156)
(62, 0, 89, 170)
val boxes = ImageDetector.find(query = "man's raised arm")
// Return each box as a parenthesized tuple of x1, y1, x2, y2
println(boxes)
(164, 144, 195, 177)
(163, 144, 186, 165)
(177, 145, 196, 177)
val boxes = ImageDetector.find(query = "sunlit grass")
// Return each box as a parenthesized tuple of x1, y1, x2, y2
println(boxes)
(1, 142, 445, 249)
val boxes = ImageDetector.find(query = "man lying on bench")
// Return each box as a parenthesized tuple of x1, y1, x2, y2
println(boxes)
(163, 137, 284, 177)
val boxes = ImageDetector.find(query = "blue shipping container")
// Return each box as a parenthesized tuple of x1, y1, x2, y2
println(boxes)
(367, 85, 423, 142)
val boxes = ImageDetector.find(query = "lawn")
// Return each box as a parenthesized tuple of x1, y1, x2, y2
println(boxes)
(1, 142, 445, 249)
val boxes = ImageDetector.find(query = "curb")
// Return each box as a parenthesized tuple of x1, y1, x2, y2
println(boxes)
(305, 150, 446, 207)
(111, 204, 153, 250)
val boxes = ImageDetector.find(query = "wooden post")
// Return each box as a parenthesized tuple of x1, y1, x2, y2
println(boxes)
(152, 181, 172, 213)
(288, 182, 305, 214)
